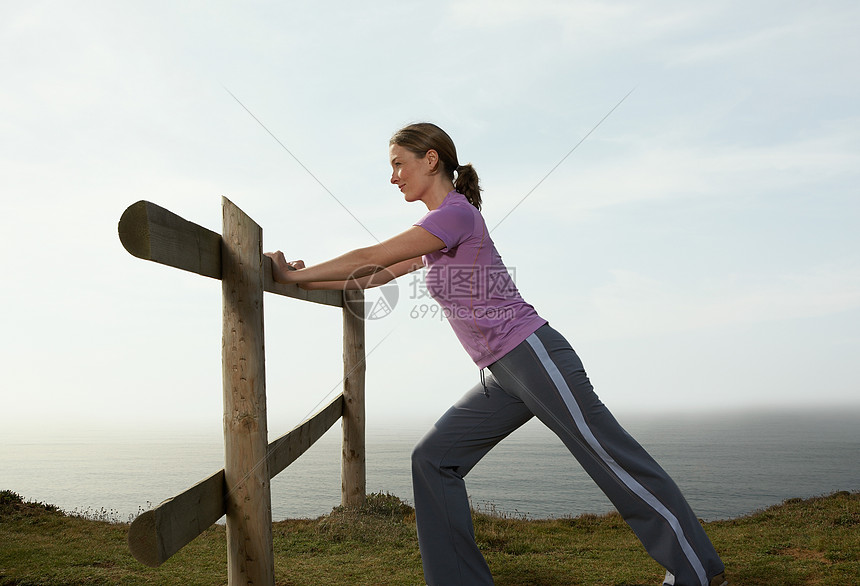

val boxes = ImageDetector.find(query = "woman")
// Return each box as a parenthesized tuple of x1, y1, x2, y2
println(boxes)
(266, 123, 727, 586)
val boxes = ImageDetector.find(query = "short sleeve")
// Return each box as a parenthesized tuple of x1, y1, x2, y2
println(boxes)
(414, 204, 476, 252)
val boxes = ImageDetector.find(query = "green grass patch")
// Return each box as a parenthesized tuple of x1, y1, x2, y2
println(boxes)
(1, 489, 858, 585)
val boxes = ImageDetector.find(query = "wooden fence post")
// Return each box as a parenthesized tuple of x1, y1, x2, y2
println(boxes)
(341, 289, 366, 508)
(221, 197, 274, 585)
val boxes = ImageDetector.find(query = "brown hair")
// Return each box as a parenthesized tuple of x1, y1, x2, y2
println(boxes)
(390, 122, 482, 210)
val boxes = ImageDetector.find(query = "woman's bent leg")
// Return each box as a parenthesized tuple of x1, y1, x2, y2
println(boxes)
(412, 379, 532, 586)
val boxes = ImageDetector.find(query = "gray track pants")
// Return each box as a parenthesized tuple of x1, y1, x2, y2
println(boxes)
(411, 324, 724, 585)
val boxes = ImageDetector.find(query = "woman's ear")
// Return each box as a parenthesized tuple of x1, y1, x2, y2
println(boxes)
(424, 149, 440, 173)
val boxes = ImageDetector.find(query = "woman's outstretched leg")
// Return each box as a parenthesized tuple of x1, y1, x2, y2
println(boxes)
(489, 325, 725, 586)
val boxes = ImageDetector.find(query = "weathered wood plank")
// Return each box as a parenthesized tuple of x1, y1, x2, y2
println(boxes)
(341, 290, 367, 508)
(222, 196, 275, 585)
(268, 393, 345, 478)
(127, 470, 225, 567)
(118, 200, 222, 279)
(127, 393, 345, 568)
(118, 200, 343, 307)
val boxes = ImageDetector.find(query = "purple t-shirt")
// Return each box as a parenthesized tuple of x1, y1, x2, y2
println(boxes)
(414, 191, 547, 368)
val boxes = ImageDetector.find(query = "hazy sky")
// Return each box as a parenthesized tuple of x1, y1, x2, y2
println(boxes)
(2, 1, 858, 443)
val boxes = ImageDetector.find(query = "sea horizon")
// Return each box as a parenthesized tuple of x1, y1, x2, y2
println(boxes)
(2, 407, 859, 523)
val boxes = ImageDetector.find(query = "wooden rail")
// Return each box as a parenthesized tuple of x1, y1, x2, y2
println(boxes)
(118, 200, 343, 307)
(127, 394, 344, 567)
(119, 198, 365, 584)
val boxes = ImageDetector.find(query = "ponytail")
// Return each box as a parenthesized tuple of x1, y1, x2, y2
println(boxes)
(455, 164, 482, 210)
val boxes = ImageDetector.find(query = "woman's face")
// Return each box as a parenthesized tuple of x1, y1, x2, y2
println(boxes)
(389, 143, 435, 203)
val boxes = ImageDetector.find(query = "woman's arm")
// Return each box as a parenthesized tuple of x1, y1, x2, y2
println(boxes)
(299, 256, 425, 290)
(267, 226, 443, 285)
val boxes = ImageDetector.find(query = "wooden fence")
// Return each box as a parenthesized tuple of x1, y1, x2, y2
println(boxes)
(118, 198, 366, 584)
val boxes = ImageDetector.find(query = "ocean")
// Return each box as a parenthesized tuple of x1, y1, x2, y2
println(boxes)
(2, 410, 858, 523)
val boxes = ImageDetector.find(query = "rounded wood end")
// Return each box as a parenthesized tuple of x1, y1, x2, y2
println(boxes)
(118, 201, 152, 259)
(127, 509, 161, 567)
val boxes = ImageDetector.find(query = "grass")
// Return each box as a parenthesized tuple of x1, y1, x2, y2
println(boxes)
(1, 489, 858, 585)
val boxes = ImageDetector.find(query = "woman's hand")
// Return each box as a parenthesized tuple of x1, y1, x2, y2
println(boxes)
(264, 251, 304, 283)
